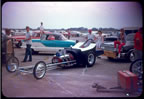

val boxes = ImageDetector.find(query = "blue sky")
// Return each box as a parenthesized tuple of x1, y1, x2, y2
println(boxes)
(2, 2, 142, 29)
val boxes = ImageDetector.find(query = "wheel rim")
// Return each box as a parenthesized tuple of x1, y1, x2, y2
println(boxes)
(7, 58, 18, 72)
(131, 60, 143, 81)
(35, 63, 46, 78)
(88, 54, 94, 65)
(130, 52, 135, 62)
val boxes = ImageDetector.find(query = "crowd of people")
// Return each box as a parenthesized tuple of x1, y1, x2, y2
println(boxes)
(85, 28, 143, 60)
(4, 22, 141, 62)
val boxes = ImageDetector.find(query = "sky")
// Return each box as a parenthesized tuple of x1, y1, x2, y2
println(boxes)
(2, 2, 142, 29)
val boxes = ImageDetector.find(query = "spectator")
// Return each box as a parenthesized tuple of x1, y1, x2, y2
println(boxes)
(5, 29, 12, 38)
(134, 27, 143, 60)
(86, 29, 96, 41)
(40, 22, 44, 33)
(67, 30, 71, 39)
(114, 29, 126, 58)
(22, 26, 32, 62)
(95, 30, 104, 49)
(40, 22, 46, 40)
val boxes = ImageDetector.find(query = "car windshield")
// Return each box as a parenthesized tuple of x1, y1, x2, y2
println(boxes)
(45, 34, 67, 40)
(125, 30, 138, 35)
(126, 34, 135, 41)
(104, 37, 117, 42)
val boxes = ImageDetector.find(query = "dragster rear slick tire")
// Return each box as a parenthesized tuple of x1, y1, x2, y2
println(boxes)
(33, 61, 46, 79)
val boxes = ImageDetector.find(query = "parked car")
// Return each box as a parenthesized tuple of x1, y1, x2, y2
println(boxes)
(104, 36, 118, 42)
(21, 33, 77, 54)
(59, 31, 69, 38)
(11, 31, 51, 48)
(70, 31, 82, 37)
(95, 32, 111, 38)
(123, 27, 139, 35)
(102, 33, 136, 62)
(81, 32, 97, 38)
(82, 32, 110, 38)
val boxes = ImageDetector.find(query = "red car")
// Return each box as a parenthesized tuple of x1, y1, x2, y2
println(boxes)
(12, 31, 51, 48)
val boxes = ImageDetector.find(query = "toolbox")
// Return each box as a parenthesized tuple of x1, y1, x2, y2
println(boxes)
(118, 70, 138, 92)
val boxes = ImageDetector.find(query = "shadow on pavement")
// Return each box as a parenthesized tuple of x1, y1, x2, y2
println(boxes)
(105, 58, 130, 63)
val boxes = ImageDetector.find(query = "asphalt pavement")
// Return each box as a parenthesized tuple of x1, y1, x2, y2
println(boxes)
(2, 37, 142, 97)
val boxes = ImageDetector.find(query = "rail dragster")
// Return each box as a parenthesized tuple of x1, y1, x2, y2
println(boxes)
(6, 39, 104, 79)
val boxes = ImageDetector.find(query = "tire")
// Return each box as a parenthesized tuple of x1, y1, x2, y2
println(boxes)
(130, 59, 143, 85)
(6, 56, 19, 73)
(86, 51, 96, 67)
(32, 49, 39, 55)
(15, 41, 22, 48)
(128, 50, 135, 62)
(33, 61, 46, 79)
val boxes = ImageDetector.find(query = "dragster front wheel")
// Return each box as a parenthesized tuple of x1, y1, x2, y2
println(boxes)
(33, 61, 46, 79)
(6, 56, 19, 73)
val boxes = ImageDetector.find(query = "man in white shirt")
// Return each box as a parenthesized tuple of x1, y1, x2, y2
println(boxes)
(40, 22, 46, 40)
(22, 26, 32, 62)
(86, 29, 96, 42)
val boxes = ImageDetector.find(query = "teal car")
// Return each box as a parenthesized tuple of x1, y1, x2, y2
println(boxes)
(21, 33, 76, 54)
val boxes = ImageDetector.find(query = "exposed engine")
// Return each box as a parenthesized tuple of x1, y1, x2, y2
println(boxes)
(52, 49, 75, 67)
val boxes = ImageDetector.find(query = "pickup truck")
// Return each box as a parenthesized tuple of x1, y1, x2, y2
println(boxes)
(102, 33, 136, 62)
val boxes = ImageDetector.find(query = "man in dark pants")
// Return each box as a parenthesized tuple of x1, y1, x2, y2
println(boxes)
(22, 26, 32, 62)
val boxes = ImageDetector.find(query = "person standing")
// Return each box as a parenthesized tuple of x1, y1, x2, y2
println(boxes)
(114, 29, 126, 58)
(86, 29, 96, 41)
(22, 26, 32, 62)
(67, 30, 71, 39)
(40, 22, 44, 33)
(134, 27, 143, 60)
(95, 30, 104, 49)
(40, 22, 45, 40)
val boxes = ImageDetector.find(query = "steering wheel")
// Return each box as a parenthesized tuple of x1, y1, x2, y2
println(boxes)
(80, 39, 94, 48)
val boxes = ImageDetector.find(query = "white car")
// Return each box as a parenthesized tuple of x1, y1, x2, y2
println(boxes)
(21, 33, 77, 54)
(70, 31, 82, 37)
